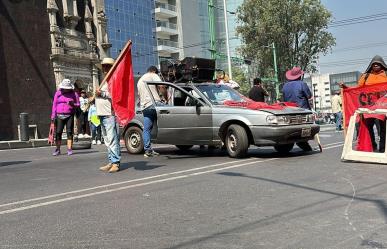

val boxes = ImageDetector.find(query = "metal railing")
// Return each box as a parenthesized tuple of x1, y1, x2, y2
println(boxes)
(156, 21, 177, 30)
(157, 40, 178, 48)
(155, 2, 176, 12)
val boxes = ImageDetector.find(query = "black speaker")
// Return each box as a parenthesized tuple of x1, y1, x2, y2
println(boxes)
(160, 57, 215, 83)
(181, 57, 215, 82)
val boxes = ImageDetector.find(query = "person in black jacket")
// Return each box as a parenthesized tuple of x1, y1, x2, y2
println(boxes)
(248, 78, 269, 102)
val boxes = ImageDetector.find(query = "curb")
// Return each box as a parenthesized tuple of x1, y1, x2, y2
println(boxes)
(0, 138, 92, 150)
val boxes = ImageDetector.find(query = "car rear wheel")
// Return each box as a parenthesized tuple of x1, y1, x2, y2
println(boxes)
(225, 124, 249, 158)
(175, 145, 194, 151)
(274, 143, 294, 154)
(124, 126, 144, 154)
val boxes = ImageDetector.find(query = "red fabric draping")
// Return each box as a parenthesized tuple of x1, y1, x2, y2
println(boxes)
(223, 99, 298, 110)
(343, 83, 387, 152)
(107, 44, 135, 126)
(343, 82, 387, 128)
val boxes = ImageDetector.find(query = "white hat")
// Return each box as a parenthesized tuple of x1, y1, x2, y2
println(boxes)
(59, 79, 74, 90)
(101, 57, 115, 66)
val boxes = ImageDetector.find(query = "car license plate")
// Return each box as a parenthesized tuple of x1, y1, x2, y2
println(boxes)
(301, 127, 311, 137)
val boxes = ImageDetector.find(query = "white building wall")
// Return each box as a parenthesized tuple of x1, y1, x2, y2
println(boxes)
(311, 73, 332, 113)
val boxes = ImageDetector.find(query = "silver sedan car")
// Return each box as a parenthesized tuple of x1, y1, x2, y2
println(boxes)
(123, 81, 319, 158)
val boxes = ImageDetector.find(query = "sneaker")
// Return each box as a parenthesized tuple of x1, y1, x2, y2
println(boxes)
(108, 163, 120, 173)
(52, 149, 60, 156)
(92, 140, 96, 145)
(67, 149, 73, 156)
(144, 150, 159, 158)
(97, 140, 102, 145)
(99, 163, 112, 172)
(84, 134, 91, 138)
(78, 134, 84, 138)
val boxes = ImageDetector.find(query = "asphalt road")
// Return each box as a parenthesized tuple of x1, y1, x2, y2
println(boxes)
(0, 131, 386, 249)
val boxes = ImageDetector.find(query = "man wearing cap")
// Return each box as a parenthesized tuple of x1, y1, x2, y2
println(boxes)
(95, 57, 121, 173)
(137, 66, 163, 157)
(282, 66, 313, 151)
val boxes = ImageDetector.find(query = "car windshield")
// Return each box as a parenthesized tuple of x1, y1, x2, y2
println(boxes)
(196, 84, 246, 105)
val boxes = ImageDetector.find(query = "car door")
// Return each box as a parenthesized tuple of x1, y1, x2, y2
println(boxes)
(147, 83, 213, 145)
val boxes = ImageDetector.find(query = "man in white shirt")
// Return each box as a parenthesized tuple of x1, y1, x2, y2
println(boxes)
(95, 57, 121, 173)
(331, 91, 343, 131)
(137, 66, 162, 157)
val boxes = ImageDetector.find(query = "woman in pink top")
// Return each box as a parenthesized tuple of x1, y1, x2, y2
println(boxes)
(51, 79, 80, 156)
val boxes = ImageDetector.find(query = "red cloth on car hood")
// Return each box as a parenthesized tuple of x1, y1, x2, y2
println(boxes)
(223, 100, 298, 110)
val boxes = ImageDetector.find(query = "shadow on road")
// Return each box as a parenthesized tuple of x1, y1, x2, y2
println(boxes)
(163, 172, 387, 249)
(119, 161, 164, 171)
(158, 146, 319, 160)
(0, 160, 31, 167)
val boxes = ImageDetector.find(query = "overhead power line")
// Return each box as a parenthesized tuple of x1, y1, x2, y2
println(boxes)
(329, 12, 387, 28)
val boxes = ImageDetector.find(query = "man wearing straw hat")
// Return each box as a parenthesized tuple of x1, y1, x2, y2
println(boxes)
(95, 57, 121, 173)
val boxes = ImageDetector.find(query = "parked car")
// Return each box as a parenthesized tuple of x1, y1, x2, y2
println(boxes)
(123, 82, 320, 158)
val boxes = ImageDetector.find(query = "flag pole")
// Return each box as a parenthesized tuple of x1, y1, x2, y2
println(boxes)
(97, 40, 132, 90)
(87, 40, 132, 107)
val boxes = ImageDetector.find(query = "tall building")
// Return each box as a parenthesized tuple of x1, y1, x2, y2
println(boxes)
(105, 0, 158, 76)
(330, 71, 361, 94)
(179, 0, 244, 71)
(310, 74, 331, 112)
(213, 0, 243, 70)
(154, 0, 182, 63)
(0, 0, 108, 140)
(305, 71, 361, 113)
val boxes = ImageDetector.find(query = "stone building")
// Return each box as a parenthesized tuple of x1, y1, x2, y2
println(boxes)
(0, 0, 110, 140)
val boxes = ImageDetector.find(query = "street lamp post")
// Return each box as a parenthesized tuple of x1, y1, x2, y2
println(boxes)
(223, 0, 232, 79)
(272, 42, 279, 99)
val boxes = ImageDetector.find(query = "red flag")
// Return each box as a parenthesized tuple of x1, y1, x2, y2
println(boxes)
(342, 82, 387, 128)
(106, 42, 135, 126)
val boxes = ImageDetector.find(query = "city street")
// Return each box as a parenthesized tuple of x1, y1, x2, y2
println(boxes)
(0, 131, 386, 249)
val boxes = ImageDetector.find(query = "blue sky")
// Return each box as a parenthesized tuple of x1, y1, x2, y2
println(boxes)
(319, 0, 387, 74)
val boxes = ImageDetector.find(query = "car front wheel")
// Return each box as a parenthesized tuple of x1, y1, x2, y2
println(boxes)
(124, 126, 144, 154)
(225, 124, 249, 158)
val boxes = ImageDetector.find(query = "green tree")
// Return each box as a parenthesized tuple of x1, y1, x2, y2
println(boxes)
(232, 67, 250, 95)
(236, 0, 335, 83)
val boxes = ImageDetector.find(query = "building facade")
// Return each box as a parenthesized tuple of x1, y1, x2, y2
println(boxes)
(155, 0, 182, 63)
(305, 71, 361, 113)
(0, 0, 110, 140)
(47, 0, 111, 92)
(310, 73, 331, 112)
(330, 71, 361, 94)
(105, 0, 158, 76)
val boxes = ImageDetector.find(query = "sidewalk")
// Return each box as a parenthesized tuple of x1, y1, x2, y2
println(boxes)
(0, 139, 50, 150)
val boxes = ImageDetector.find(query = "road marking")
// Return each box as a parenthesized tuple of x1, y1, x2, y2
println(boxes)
(0, 141, 345, 215)
(0, 157, 260, 208)
(0, 158, 278, 215)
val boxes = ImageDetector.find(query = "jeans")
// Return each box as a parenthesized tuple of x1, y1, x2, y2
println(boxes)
(100, 115, 121, 164)
(90, 122, 101, 141)
(334, 112, 342, 130)
(142, 107, 157, 152)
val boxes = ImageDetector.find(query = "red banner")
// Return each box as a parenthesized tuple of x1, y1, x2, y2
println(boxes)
(107, 43, 135, 126)
(342, 82, 387, 128)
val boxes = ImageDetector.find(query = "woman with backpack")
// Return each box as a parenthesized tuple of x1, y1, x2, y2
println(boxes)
(51, 79, 80, 156)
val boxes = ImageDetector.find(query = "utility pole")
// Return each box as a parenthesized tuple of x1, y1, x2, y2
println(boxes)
(272, 42, 279, 100)
(208, 0, 216, 60)
(223, 0, 232, 79)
